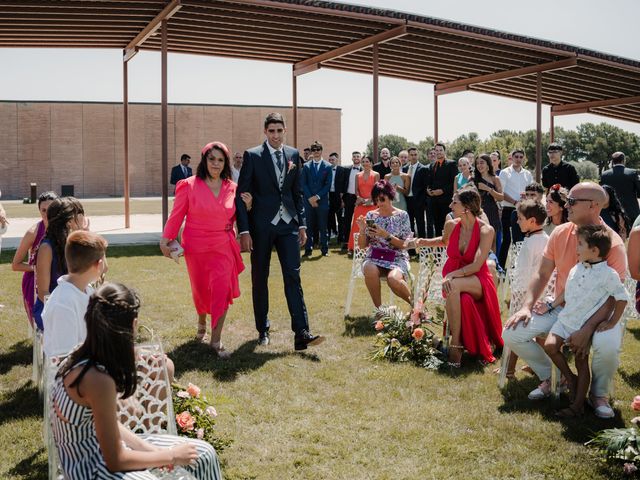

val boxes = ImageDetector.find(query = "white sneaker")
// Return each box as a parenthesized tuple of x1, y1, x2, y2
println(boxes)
(589, 396, 615, 419)
(528, 380, 552, 400)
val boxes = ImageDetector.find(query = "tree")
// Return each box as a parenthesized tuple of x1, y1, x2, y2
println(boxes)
(447, 132, 481, 160)
(569, 160, 599, 181)
(365, 134, 409, 158)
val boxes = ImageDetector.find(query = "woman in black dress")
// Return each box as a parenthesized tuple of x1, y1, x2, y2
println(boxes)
(473, 154, 504, 252)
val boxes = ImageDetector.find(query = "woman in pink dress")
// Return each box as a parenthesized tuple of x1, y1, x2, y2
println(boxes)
(348, 156, 380, 251)
(417, 187, 503, 366)
(160, 141, 245, 358)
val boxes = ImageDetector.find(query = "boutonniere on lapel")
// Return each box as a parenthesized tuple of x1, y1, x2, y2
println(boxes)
(287, 160, 295, 173)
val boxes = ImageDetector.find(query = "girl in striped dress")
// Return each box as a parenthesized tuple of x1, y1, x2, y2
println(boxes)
(50, 283, 222, 480)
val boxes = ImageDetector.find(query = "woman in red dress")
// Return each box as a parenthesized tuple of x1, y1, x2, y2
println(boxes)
(160, 141, 245, 358)
(348, 156, 380, 251)
(417, 187, 503, 366)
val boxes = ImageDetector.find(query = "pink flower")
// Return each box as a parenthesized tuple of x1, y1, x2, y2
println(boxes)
(374, 320, 384, 331)
(410, 309, 420, 326)
(412, 328, 425, 341)
(631, 395, 640, 411)
(194, 406, 203, 415)
(205, 406, 217, 418)
(623, 463, 638, 475)
(287, 160, 295, 172)
(176, 391, 190, 399)
(196, 428, 205, 440)
(176, 411, 195, 432)
(187, 383, 201, 398)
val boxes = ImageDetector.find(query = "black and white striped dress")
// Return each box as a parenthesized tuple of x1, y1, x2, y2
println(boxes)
(50, 360, 222, 480)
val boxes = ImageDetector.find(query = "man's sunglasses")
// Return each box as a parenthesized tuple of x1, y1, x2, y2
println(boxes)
(310, 147, 321, 152)
(566, 196, 592, 206)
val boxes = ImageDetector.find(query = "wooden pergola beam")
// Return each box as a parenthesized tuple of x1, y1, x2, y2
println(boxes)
(551, 94, 640, 116)
(123, 0, 181, 62)
(434, 57, 578, 95)
(293, 24, 407, 76)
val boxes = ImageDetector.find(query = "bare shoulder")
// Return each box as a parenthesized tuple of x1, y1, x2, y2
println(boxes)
(79, 366, 116, 399)
(477, 218, 494, 233)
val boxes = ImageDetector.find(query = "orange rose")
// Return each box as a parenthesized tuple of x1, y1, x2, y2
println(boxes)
(176, 411, 195, 432)
(374, 320, 384, 331)
(632, 395, 640, 411)
(186, 383, 201, 398)
(412, 328, 425, 341)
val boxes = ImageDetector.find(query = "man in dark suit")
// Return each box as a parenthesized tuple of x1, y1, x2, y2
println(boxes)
(327, 152, 346, 243)
(236, 112, 324, 350)
(426, 143, 458, 235)
(300, 141, 333, 257)
(340, 151, 362, 252)
(170, 154, 192, 191)
(403, 147, 426, 244)
(600, 151, 640, 224)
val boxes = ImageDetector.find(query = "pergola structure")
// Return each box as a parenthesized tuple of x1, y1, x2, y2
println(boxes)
(2, 0, 639, 227)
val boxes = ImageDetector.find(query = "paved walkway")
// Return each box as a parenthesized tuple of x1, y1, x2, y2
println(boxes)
(1, 213, 164, 250)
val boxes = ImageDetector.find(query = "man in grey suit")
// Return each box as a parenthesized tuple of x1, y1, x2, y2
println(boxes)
(600, 151, 640, 225)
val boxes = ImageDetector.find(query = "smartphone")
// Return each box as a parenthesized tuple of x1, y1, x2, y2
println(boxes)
(366, 219, 375, 228)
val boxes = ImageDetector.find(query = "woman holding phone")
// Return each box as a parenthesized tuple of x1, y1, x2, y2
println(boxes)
(356, 180, 413, 310)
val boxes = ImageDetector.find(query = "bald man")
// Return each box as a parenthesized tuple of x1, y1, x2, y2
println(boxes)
(503, 182, 628, 418)
(373, 148, 392, 177)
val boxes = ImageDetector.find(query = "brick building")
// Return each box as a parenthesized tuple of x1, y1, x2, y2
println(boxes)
(0, 101, 341, 199)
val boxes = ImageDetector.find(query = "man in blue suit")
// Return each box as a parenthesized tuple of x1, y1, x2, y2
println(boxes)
(170, 154, 192, 193)
(236, 112, 324, 351)
(300, 141, 333, 257)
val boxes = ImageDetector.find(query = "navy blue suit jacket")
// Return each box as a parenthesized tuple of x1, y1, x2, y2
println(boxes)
(170, 164, 192, 185)
(300, 160, 333, 209)
(235, 142, 306, 233)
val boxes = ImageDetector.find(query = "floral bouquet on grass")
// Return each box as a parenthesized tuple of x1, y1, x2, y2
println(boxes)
(585, 397, 640, 476)
(172, 383, 231, 453)
(371, 293, 447, 370)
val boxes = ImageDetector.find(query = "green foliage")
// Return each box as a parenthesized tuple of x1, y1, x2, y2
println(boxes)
(365, 134, 410, 158)
(569, 160, 599, 182)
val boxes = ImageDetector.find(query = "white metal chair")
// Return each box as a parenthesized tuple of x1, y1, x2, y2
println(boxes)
(413, 246, 447, 306)
(344, 233, 398, 316)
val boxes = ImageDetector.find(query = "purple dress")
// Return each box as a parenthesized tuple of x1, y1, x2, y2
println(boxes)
(22, 221, 46, 328)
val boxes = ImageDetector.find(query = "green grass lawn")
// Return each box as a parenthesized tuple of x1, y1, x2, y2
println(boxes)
(3, 198, 172, 218)
(1, 245, 638, 479)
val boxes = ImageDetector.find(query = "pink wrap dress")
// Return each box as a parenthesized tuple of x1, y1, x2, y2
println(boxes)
(163, 176, 245, 326)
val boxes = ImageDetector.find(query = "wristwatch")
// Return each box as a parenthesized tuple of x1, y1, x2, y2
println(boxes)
(545, 301, 555, 313)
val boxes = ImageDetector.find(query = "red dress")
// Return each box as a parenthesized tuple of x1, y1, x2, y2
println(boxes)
(163, 176, 245, 326)
(442, 219, 503, 363)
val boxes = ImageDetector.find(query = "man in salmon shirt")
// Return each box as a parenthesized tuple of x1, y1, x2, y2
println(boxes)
(503, 182, 627, 418)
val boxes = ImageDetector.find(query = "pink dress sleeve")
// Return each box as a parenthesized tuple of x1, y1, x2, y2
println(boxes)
(163, 179, 190, 239)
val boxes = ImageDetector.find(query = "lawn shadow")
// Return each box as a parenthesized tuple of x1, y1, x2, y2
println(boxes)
(168, 339, 319, 382)
(0, 381, 41, 427)
(627, 326, 640, 342)
(0, 340, 32, 375)
(434, 354, 487, 378)
(498, 376, 626, 445)
(7, 448, 47, 480)
(618, 368, 640, 389)
(343, 315, 375, 337)
(106, 245, 161, 258)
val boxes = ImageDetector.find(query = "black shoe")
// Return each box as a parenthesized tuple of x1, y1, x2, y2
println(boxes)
(322, 252, 329, 257)
(303, 250, 312, 257)
(294, 330, 325, 351)
(258, 331, 270, 346)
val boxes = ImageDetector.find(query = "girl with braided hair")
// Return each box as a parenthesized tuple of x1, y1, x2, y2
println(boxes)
(34, 196, 87, 330)
(51, 283, 221, 480)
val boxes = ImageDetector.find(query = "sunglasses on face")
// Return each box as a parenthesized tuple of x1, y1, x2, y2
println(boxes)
(566, 196, 592, 206)
(310, 148, 321, 152)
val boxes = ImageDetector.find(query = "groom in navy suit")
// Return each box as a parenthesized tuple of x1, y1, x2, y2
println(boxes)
(300, 141, 333, 257)
(236, 112, 325, 350)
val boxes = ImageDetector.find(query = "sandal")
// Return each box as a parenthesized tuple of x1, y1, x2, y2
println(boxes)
(209, 341, 231, 360)
(447, 344, 464, 368)
(555, 405, 583, 418)
(195, 323, 207, 342)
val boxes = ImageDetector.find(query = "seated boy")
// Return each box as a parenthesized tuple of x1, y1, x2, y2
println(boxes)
(43, 230, 107, 357)
(502, 200, 549, 379)
(511, 182, 545, 243)
(540, 225, 627, 417)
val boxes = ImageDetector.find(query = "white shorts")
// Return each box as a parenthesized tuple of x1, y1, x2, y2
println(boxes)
(548, 316, 577, 340)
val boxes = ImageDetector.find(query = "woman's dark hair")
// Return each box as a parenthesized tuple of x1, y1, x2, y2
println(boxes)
(197, 144, 232, 181)
(545, 184, 569, 225)
(602, 184, 631, 233)
(45, 197, 85, 274)
(474, 154, 495, 186)
(38, 191, 59, 207)
(456, 187, 483, 217)
(62, 283, 141, 399)
(371, 180, 396, 205)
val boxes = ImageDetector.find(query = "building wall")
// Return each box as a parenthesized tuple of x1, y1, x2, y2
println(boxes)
(0, 102, 341, 199)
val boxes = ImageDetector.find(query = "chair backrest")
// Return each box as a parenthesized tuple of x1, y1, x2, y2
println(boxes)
(118, 342, 177, 436)
(416, 246, 448, 303)
(350, 233, 369, 280)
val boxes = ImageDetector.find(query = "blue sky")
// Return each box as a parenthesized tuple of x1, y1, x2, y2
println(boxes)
(1, 0, 638, 160)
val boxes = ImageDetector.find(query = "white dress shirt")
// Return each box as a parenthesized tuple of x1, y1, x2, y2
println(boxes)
(499, 166, 533, 207)
(347, 166, 361, 195)
(407, 162, 418, 197)
(265, 142, 293, 225)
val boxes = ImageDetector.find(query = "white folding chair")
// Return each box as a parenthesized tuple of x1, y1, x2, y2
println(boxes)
(413, 246, 447, 306)
(344, 233, 396, 316)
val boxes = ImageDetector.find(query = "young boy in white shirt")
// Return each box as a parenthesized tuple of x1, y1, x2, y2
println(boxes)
(43, 230, 107, 357)
(502, 200, 549, 378)
(541, 225, 627, 417)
